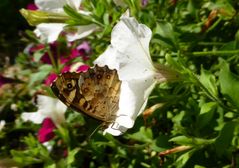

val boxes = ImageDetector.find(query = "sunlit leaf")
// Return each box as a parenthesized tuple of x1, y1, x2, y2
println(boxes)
(219, 60, 239, 110)
(200, 68, 218, 98)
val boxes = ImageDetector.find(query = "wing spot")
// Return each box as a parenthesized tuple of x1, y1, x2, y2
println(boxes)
(83, 88, 89, 93)
(96, 74, 102, 79)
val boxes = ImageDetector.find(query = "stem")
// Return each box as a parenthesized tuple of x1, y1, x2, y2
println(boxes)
(191, 50, 239, 57)
(197, 42, 225, 46)
(47, 47, 59, 73)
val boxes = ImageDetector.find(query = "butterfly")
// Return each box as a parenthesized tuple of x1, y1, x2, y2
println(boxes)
(51, 65, 121, 124)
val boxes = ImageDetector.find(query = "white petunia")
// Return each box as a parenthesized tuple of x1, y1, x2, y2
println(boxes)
(34, 0, 97, 43)
(21, 95, 67, 125)
(0, 120, 6, 131)
(94, 11, 172, 136)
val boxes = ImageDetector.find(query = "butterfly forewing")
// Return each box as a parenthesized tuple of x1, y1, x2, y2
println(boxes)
(51, 65, 121, 122)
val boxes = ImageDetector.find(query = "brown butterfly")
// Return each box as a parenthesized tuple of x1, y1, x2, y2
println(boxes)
(51, 65, 121, 123)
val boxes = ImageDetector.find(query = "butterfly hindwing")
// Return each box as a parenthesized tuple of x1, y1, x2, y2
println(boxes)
(51, 65, 121, 122)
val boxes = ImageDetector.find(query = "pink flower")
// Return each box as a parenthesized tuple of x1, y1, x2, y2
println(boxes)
(76, 64, 90, 72)
(61, 65, 71, 73)
(77, 41, 91, 54)
(77, 41, 91, 60)
(26, 3, 38, 10)
(141, 0, 148, 7)
(29, 44, 45, 54)
(44, 73, 57, 86)
(40, 42, 59, 64)
(38, 118, 56, 143)
(70, 41, 91, 61)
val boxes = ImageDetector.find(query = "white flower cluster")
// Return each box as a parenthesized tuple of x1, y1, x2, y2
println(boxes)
(34, 0, 97, 43)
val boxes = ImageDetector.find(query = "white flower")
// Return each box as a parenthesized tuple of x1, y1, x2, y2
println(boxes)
(94, 11, 167, 136)
(113, 0, 127, 7)
(0, 120, 6, 131)
(34, 0, 97, 43)
(21, 95, 67, 125)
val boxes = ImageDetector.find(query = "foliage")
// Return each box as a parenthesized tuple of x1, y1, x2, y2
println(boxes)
(1, 0, 239, 167)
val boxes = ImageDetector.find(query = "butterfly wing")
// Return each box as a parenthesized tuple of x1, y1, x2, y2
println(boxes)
(51, 65, 121, 122)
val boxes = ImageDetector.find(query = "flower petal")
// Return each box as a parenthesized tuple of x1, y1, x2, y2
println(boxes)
(21, 111, 45, 124)
(35, 0, 67, 12)
(44, 73, 58, 86)
(94, 11, 155, 80)
(37, 95, 67, 124)
(76, 41, 91, 53)
(38, 118, 56, 143)
(35, 0, 81, 12)
(0, 120, 6, 131)
(34, 23, 65, 43)
(66, 24, 98, 41)
(94, 12, 157, 135)
(21, 95, 67, 125)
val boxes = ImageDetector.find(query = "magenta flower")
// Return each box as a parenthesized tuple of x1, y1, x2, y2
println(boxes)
(61, 65, 71, 73)
(76, 64, 90, 72)
(38, 118, 56, 143)
(40, 42, 59, 64)
(44, 73, 57, 86)
(70, 41, 91, 61)
(26, 3, 38, 10)
(29, 44, 45, 54)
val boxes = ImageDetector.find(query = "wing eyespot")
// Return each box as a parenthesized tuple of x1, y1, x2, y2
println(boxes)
(66, 83, 74, 91)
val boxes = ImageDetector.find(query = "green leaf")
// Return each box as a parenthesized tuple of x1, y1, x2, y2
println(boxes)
(169, 136, 193, 145)
(165, 54, 184, 71)
(170, 136, 214, 146)
(67, 148, 80, 165)
(197, 102, 217, 129)
(29, 64, 52, 86)
(214, 121, 237, 156)
(200, 102, 217, 115)
(208, 0, 236, 20)
(94, 0, 106, 18)
(33, 50, 45, 62)
(235, 30, 239, 49)
(175, 148, 196, 167)
(55, 126, 70, 145)
(63, 5, 91, 25)
(127, 127, 153, 143)
(219, 60, 239, 110)
(11, 135, 52, 166)
(200, 68, 218, 98)
(154, 21, 178, 51)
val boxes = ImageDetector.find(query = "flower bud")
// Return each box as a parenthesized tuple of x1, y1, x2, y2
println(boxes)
(20, 9, 69, 26)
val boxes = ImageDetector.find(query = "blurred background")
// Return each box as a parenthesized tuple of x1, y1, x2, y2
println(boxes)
(0, 0, 32, 67)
